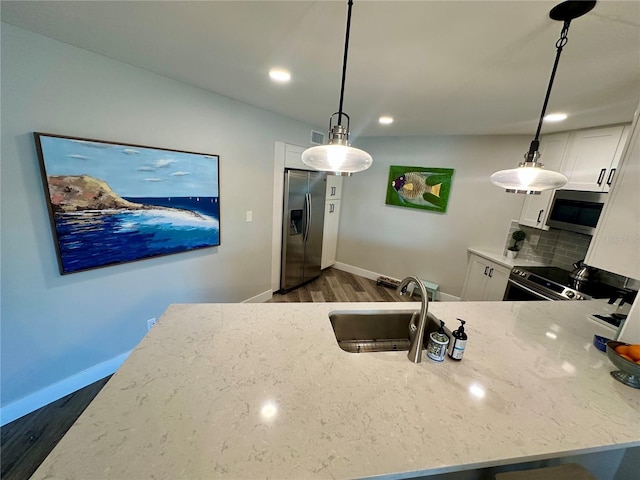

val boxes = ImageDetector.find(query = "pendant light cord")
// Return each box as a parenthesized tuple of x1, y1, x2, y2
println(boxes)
(337, 0, 354, 127)
(529, 20, 571, 155)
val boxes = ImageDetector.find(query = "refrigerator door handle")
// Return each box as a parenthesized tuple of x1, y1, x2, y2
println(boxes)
(304, 193, 312, 242)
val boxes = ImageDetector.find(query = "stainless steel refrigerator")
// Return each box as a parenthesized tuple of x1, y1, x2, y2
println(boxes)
(280, 169, 326, 292)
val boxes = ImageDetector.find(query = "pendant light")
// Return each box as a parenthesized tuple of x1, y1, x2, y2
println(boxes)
(491, 0, 596, 194)
(301, 0, 372, 176)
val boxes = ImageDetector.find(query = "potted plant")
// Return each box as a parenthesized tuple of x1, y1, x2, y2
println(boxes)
(507, 230, 526, 259)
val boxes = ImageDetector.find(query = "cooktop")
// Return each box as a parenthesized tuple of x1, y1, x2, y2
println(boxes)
(511, 265, 619, 300)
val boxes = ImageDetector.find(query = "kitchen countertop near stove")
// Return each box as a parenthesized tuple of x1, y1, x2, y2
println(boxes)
(32, 300, 639, 479)
(468, 248, 548, 269)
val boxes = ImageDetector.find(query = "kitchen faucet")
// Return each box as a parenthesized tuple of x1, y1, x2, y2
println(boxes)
(397, 276, 429, 363)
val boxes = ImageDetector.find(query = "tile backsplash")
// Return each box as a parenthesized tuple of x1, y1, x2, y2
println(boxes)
(504, 220, 589, 270)
(504, 220, 640, 290)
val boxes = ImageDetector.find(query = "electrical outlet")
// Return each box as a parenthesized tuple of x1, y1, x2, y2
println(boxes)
(529, 234, 540, 246)
(147, 318, 157, 331)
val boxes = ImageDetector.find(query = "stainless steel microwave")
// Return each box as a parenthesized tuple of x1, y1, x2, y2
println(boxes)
(546, 190, 606, 235)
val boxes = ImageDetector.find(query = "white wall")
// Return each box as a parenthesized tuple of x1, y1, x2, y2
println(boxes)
(0, 24, 314, 416)
(339, 135, 528, 297)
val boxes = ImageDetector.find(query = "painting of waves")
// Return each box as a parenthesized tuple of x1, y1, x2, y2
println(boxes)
(34, 133, 220, 274)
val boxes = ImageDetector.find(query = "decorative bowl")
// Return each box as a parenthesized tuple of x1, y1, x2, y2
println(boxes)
(606, 341, 640, 389)
(593, 335, 611, 353)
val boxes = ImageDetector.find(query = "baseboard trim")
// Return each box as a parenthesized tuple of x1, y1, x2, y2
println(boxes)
(0, 350, 131, 426)
(332, 262, 383, 281)
(332, 262, 460, 302)
(243, 289, 273, 303)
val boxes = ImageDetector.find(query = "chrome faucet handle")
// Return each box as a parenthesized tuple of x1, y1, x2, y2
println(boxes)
(408, 311, 419, 342)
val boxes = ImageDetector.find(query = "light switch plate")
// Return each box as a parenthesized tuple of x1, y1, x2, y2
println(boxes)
(246, 211, 253, 223)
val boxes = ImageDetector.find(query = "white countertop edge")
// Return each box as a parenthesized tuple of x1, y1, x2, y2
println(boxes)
(468, 248, 549, 269)
(374, 441, 640, 480)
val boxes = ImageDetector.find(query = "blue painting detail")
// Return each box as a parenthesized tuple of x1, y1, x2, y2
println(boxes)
(35, 134, 220, 274)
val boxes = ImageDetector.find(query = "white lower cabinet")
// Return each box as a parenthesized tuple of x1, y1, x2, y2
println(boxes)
(461, 254, 510, 301)
(321, 199, 340, 269)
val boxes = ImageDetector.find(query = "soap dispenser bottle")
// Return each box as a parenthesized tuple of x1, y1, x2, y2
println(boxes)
(426, 320, 449, 362)
(448, 319, 467, 361)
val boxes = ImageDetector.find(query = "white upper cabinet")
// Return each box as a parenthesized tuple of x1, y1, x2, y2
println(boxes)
(519, 133, 570, 230)
(284, 144, 308, 170)
(586, 114, 639, 280)
(559, 125, 629, 192)
(326, 174, 343, 200)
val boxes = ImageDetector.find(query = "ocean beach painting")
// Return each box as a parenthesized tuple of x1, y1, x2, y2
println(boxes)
(34, 133, 220, 274)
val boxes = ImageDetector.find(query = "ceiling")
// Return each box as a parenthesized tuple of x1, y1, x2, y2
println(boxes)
(2, 1, 639, 138)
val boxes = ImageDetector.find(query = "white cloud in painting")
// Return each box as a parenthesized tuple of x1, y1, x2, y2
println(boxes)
(171, 171, 190, 176)
(145, 178, 164, 182)
(70, 139, 110, 149)
(137, 166, 155, 171)
(67, 154, 90, 160)
(123, 148, 140, 155)
(154, 159, 175, 168)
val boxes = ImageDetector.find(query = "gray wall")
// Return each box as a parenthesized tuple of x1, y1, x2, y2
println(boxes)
(0, 24, 313, 409)
(339, 136, 528, 297)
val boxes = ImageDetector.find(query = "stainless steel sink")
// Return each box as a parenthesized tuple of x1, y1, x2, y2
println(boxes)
(329, 310, 450, 353)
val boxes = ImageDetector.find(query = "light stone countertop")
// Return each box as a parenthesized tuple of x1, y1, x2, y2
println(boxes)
(33, 300, 639, 479)
(468, 248, 548, 269)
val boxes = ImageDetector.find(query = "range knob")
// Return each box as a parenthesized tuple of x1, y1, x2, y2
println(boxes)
(565, 291, 575, 299)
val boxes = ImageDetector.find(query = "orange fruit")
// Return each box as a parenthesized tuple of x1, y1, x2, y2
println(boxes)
(627, 344, 640, 361)
(615, 345, 629, 356)
(619, 353, 634, 362)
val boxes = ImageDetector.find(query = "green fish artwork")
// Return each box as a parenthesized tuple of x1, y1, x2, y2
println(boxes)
(385, 166, 454, 213)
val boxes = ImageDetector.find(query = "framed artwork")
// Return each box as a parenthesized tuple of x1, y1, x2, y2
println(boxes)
(34, 132, 220, 274)
(385, 166, 454, 213)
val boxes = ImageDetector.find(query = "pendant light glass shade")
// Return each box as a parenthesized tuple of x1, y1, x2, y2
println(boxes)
(491, 0, 595, 194)
(301, 0, 372, 176)
(490, 165, 568, 195)
(302, 123, 372, 175)
(301, 144, 372, 175)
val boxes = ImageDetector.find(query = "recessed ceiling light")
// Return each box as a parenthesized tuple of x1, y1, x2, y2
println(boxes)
(379, 116, 394, 125)
(544, 113, 568, 122)
(269, 68, 291, 83)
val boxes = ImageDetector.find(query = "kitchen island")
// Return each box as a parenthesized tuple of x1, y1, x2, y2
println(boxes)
(33, 300, 639, 479)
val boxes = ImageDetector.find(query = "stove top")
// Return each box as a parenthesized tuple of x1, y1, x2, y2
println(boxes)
(510, 265, 618, 301)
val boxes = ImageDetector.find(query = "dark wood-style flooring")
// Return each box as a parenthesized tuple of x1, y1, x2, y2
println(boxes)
(0, 376, 111, 480)
(0, 268, 411, 480)
(269, 266, 409, 303)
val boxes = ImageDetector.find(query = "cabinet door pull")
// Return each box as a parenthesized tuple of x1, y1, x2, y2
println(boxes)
(597, 168, 606, 186)
(606, 168, 616, 186)
(488, 268, 494, 278)
(537, 209, 544, 223)
(484, 266, 489, 276)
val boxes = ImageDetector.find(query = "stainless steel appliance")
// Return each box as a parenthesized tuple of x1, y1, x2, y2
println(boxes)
(569, 259, 595, 289)
(504, 265, 618, 302)
(280, 169, 326, 292)
(546, 190, 606, 235)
